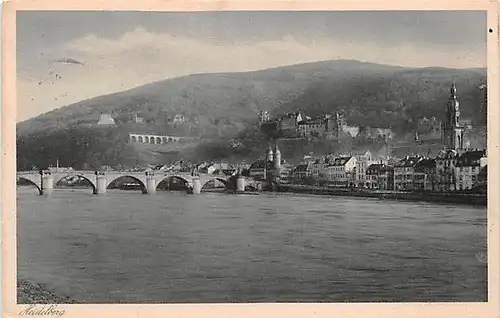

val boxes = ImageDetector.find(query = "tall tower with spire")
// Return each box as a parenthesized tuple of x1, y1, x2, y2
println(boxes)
(442, 82, 464, 150)
(274, 143, 281, 171)
(266, 144, 274, 162)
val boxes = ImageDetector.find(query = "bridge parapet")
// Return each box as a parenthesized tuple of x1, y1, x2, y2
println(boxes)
(17, 170, 251, 195)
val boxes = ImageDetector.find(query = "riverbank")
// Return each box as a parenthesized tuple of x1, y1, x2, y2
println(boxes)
(17, 279, 74, 304)
(279, 185, 487, 206)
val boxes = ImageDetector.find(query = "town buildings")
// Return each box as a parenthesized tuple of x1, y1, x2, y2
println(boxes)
(291, 163, 312, 182)
(310, 157, 331, 180)
(454, 149, 487, 190)
(97, 113, 115, 126)
(413, 158, 437, 191)
(393, 155, 424, 191)
(249, 83, 486, 192)
(173, 114, 187, 125)
(198, 162, 236, 176)
(475, 165, 487, 192)
(325, 156, 357, 188)
(350, 150, 374, 188)
(435, 149, 459, 191)
(248, 144, 289, 182)
(125, 81, 486, 194)
(366, 164, 394, 190)
(258, 110, 271, 123)
(134, 114, 145, 124)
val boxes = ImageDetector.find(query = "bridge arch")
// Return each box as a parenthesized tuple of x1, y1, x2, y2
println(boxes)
(107, 175, 147, 193)
(54, 174, 97, 194)
(156, 176, 190, 191)
(17, 177, 42, 194)
(201, 178, 229, 191)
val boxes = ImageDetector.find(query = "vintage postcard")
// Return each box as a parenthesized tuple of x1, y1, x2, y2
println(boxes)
(2, 0, 500, 317)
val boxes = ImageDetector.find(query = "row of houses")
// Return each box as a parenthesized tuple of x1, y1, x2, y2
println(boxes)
(117, 146, 487, 193)
(286, 148, 487, 192)
(392, 149, 487, 191)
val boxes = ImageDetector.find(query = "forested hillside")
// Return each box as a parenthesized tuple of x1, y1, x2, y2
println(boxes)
(16, 60, 487, 170)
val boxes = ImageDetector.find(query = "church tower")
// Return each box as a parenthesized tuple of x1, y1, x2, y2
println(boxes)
(266, 144, 274, 163)
(274, 143, 281, 171)
(442, 82, 464, 150)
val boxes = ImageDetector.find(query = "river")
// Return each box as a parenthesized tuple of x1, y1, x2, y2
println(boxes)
(17, 187, 487, 303)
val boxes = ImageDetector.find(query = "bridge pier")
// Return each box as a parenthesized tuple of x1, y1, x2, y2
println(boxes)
(95, 172, 107, 195)
(146, 172, 156, 194)
(236, 175, 245, 192)
(192, 177, 201, 194)
(41, 171, 54, 195)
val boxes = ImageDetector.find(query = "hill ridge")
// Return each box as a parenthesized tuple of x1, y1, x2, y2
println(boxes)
(16, 59, 487, 170)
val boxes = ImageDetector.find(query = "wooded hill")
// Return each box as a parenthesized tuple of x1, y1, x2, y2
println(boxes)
(16, 59, 487, 170)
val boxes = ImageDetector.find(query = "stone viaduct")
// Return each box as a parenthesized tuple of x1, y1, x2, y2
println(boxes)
(17, 170, 253, 195)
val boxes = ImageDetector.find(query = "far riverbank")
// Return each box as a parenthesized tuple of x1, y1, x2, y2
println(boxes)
(17, 184, 487, 206)
(277, 184, 487, 206)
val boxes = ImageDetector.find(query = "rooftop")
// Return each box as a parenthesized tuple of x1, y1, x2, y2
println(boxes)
(394, 155, 424, 168)
(293, 163, 311, 172)
(455, 149, 486, 167)
(328, 156, 353, 167)
(414, 158, 436, 172)
(366, 163, 393, 174)
(436, 148, 459, 159)
(249, 160, 276, 170)
(298, 117, 325, 125)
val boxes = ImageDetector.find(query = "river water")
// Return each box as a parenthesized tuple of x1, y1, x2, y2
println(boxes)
(17, 187, 487, 303)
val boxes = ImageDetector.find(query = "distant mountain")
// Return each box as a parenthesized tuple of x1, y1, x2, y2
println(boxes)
(16, 59, 487, 170)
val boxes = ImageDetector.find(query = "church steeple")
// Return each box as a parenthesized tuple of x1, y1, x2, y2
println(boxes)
(274, 143, 281, 170)
(450, 77, 457, 96)
(442, 81, 464, 151)
(266, 144, 274, 162)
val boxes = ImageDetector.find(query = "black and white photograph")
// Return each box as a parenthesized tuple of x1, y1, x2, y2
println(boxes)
(8, 7, 496, 308)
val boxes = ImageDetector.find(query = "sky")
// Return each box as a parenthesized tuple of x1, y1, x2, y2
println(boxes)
(17, 11, 487, 121)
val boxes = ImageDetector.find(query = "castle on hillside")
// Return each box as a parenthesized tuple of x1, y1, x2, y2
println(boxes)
(260, 110, 349, 140)
(260, 110, 391, 141)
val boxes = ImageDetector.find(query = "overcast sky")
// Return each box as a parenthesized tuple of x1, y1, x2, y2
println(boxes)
(17, 11, 487, 121)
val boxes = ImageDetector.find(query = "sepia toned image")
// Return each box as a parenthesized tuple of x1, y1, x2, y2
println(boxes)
(3, 3, 498, 313)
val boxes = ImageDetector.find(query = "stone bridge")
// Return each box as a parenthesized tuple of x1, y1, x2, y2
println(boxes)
(17, 170, 257, 195)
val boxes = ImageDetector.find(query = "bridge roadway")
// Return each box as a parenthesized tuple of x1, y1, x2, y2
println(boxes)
(17, 170, 250, 195)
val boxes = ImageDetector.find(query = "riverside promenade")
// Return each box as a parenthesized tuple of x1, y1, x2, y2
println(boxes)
(279, 184, 487, 206)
